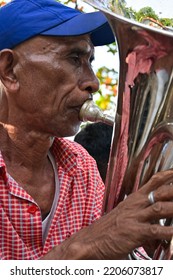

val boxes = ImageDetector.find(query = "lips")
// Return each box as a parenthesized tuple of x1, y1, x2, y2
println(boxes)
(70, 97, 93, 111)
(68, 104, 85, 122)
(67, 94, 93, 121)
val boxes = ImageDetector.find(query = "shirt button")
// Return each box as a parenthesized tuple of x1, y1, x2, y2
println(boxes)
(28, 205, 38, 214)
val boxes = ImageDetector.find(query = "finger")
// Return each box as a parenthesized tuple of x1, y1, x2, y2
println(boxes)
(147, 224, 173, 242)
(140, 169, 173, 194)
(141, 201, 173, 221)
(137, 223, 173, 242)
(153, 184, 173, 202)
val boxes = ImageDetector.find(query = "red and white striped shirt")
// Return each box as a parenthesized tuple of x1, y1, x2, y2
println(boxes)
(0, 138, 105, 260)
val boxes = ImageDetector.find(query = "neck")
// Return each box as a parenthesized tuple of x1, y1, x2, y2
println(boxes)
(0, 122, 56, 212)
(0, 123, 54, 170)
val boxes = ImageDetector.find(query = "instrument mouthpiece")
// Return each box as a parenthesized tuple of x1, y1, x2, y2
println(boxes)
(79, 100, 114, 126)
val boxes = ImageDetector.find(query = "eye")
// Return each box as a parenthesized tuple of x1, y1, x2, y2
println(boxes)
(72, 55, 80, 62)
(70, 53, 81, 65)
(68, 51, 94, 67)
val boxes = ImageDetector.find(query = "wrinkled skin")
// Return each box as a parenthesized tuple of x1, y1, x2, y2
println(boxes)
(0, 35, 98, 137)
(1, 35, 173, 259)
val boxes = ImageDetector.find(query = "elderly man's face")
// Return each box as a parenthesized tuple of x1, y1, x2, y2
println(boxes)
(14, 35, 99, 137)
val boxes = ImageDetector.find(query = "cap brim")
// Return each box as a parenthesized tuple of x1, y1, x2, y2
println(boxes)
(41, 11, 115, 46)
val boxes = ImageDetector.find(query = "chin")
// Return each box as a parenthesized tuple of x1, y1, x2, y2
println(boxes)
(55, 123, 81, 138)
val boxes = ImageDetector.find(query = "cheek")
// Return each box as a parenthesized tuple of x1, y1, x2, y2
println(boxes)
(18, 59, 79, 117)
(41, 65, 78, 101)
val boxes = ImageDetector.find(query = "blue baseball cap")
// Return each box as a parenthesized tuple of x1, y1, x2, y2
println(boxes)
(0, 0, 114, 50)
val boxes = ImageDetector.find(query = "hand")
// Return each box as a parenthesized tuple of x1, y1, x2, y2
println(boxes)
(41, 169, 173, 260)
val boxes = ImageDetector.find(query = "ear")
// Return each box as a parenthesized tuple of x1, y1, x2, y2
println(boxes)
(0, 49, 19, 92)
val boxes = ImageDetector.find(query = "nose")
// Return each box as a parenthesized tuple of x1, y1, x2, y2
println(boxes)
(79, 67, 100, 94)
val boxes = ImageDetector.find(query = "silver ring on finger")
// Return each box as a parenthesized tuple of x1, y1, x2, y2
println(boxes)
(148, 191, 155, 205)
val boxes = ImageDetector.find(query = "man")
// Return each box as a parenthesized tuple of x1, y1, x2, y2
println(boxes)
(1, 0, 173, 260)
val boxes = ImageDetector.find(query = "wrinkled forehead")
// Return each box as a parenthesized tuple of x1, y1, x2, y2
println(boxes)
(13, 34, 95, 55)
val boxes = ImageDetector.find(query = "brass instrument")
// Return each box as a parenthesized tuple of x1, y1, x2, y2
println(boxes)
(80, 0, 173, 259)
(79, 99, 114, 126)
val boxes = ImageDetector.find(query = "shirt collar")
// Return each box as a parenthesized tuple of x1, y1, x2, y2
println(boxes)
(51, 137, 84, 176)
(0, 151, 6, 169)
(0, 151, 8, 184)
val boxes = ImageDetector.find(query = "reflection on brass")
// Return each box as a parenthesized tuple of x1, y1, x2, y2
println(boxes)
(85, 0, 173, 260)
